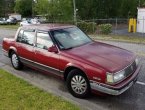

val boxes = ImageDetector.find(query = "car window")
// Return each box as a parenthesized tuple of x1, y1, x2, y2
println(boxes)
(17, 30, 24, 42)
(36, 32, 53, 50)
(17, 29, 35, 46)
(50, 27, 92, 49)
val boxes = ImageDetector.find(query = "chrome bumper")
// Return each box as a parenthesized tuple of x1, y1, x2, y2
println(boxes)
(90, 65, 141, 95)
(90, 80, 135, 95)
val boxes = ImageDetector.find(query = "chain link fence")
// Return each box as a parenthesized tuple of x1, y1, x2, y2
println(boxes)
(75, 18, 145, 57)
(49, 18, 145, 37)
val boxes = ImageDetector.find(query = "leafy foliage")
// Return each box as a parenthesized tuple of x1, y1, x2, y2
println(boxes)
(98, 24, 112, 34)
(1, 0, 145, 19)
(0, 0, 15, 17)
(34, 0, 73, 21)
(77, 21, 96, 33)
(0, 0, 4, 17)
(14, 0, 32, 17)
(76, 0, 140, 20)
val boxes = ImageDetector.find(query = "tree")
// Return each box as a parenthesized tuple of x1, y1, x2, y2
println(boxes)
(34, 0, 73, 21)
(0, 0, 4, 17)
(14, 0, 32, 17)
(0, 0, 15, 17)
(76, 0, 95, 20)
(12, 0, 140, 20)
(76, 0, 139, 19)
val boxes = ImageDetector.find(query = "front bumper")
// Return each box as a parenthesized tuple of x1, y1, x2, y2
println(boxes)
(90, 65, 141, 95)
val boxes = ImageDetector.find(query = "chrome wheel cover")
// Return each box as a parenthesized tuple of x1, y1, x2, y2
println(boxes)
(12, 54, 18, 68)
(71, 75, 87, 94)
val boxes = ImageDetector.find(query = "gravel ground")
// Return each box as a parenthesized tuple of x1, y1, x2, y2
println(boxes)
(98, 40, 145, 56)
(112, 28, 145, 37)
(0, 28, 16, 44)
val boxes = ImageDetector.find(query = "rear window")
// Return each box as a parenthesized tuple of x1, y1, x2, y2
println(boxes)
(17, 29, 35, 46)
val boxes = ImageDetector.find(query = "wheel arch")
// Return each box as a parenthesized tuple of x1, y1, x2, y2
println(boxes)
(8, 46, 17, 58)
(64, 65, 89, 81)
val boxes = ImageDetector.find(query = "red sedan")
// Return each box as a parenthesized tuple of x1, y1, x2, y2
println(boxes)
(2, 24, 141, 98)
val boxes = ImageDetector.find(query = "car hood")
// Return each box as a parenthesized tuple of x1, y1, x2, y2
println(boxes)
(64, 41, 136, 72)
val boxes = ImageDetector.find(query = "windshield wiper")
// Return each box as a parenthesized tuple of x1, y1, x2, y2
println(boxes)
(64, 47, 74, 50)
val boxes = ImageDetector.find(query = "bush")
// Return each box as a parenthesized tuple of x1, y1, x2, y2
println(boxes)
(98, 24, 112, 34)
(77, 21, 96, 34)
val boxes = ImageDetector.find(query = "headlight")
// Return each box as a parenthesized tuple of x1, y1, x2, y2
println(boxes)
(114, 70, 125, 82)
(106, 73, 114, 83)
(107, 70, 125, 83)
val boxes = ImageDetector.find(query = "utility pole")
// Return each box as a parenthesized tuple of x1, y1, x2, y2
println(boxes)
(73, 0, 77, 25)
(139, 0, 141, 7)
(32, 0, 36, 17)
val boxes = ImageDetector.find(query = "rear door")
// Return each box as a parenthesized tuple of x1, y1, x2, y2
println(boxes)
(16, 29, 36, 63)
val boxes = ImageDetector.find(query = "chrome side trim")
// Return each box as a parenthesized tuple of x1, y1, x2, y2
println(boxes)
(20, 57, 60, 71)
(2, 49, 8, 57)
(20, 57, 64, 76)
(90, 80, 115, 88)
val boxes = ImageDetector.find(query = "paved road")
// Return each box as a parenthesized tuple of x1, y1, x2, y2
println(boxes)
(0, 29, 145, 110)
(112, 28, 145, 37)
(0, 28, 16, 44)
(99, 40, 145, 57)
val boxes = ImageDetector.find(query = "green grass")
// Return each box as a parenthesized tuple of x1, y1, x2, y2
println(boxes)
(90, 34, 145, 44)
(0, 24, 19, 30)
(0, 69, 80, 110)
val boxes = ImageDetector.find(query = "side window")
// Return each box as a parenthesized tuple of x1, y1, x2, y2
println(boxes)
(21, 30, 35, 46)
(36, 32, 53, 50)
(17, 30, 24, 42)
(17, 29, 35, 46)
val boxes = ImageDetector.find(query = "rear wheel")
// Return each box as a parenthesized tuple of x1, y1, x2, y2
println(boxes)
(66, 69, 90, 98)
(11, 51, 23, 70)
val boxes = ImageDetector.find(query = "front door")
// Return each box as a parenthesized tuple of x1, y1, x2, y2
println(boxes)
(34, 31, 61, 76)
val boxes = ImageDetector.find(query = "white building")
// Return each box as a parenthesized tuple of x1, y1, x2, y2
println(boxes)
(9, 13, 21, 21)
(137, 8, 145, 33)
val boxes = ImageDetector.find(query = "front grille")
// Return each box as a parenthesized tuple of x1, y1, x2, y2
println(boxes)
(124, 61, 137, 77)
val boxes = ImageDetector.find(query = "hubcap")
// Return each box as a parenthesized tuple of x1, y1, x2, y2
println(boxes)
(71, 75, 87, 94)
(12, 54, 18, 68)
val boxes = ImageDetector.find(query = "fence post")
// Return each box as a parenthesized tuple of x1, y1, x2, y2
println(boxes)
(115, 18, 118, 35)
(143, 17, 144, 36)
(93, 18, 95, 34)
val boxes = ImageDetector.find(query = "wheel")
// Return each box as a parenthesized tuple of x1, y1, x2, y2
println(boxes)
(66, 69, 90, 98)
(11, 51, 23, 70)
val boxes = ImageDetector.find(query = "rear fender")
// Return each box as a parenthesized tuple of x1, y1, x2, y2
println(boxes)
(8, 46, 17, 57)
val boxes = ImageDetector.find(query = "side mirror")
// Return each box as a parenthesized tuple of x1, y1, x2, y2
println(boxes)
(48, 45, 58, 53)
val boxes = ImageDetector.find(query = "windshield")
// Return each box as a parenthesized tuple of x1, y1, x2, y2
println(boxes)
(50, 27, 92, 49)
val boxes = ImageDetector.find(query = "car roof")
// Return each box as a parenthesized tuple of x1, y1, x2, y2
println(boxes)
(21, 23, 75, 31)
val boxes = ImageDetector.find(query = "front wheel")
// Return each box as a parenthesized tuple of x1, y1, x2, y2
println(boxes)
(11, 51, 23, 70)
(66, 69, 90, 98)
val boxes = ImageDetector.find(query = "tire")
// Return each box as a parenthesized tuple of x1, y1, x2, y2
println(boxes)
(11, 51, 23, 70)
(66, 69, 90, 98)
